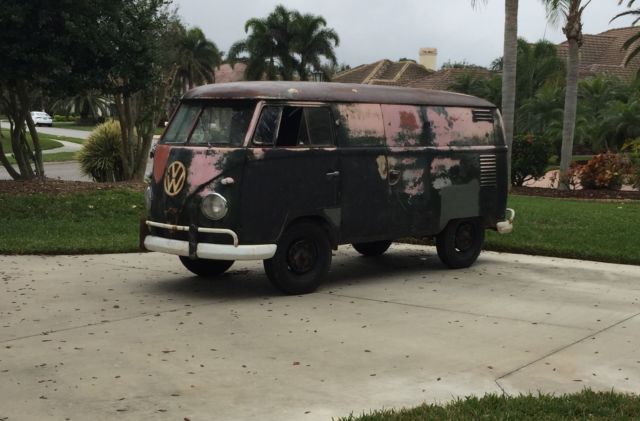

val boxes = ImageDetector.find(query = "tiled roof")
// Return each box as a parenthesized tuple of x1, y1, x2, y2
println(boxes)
(408, 68, 494, 91)
(332, 59, 433, 86)
(214, 63, 247, 83)
(556, 27, 640, 81)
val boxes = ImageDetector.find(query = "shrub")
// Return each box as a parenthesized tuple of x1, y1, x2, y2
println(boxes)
(623, 139, 640, 189)
(578, 152, 630, 190)
(53, 114, 79, 122)
(78, 120, 125, 182)
(511, 133, 552, 186)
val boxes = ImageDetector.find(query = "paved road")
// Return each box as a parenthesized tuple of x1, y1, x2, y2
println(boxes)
(35, 125, 90, 140)
(1, 245, 638, 420)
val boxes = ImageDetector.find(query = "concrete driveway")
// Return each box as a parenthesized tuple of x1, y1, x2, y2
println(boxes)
(1, 244, 639, 420)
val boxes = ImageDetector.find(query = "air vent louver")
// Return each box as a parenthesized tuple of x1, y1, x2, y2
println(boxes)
(472, 109, 494, 123)
(480, 154, 497, 187)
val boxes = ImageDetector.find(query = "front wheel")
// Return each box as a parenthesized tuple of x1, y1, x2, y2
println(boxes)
(264, 221, 332, 295)
(179, 256, 234, 277)
(436, 219, 484, 269)
(352, 240, 392, 256)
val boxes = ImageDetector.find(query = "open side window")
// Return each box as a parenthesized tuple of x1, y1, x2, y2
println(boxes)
(252, 105, 334, 147)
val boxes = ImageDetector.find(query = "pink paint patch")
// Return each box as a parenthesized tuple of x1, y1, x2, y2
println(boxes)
(403, 168, 424, 196)
(430, 157, 461, 174)
(187, 150, 226, 193)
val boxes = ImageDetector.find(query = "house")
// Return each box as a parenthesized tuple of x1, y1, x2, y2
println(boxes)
(214, 63, 247, 83)
(331, 59, 434, 86)
(407, 67, 494, 90)
(556, 27, 640, 81)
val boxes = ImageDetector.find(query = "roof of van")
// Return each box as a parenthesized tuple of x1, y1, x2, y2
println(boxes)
(183, 82, 496, 108)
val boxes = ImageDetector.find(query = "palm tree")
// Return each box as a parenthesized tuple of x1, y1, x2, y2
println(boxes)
(291, 12, 340, 81)
(612, 1, 640, 67)
(472, 0, 519, 188)
(228, 5, 298, 81)
(52, 90, 112, 123)
(176, 27, 222, 90)
(543, 0, 591, 190)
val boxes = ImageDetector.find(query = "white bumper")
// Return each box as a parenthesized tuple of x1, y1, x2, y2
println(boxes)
(144, 235, 276, 261)
(496, 208, 515, 234)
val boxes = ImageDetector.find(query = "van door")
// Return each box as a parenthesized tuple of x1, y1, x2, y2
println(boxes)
(239, 104, 340, 245)
(335, 103, 391, 243)
(382, 104, 436, 237)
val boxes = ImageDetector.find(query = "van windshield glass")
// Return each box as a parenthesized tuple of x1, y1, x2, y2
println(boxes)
(162, 102, 255, 146)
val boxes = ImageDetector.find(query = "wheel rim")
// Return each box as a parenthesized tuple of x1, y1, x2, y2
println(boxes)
(287, 238, 317, 274)
(454, 222, 475, 252)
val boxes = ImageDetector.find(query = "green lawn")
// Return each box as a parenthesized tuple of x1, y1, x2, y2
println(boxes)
(53, 121, 96, 132)
(0, 189, 639, 264)
(0, 189, 144, 254)
(1, 129, 63, 152)
(340, 390, 640, 421)
(485, 195, 640, 265)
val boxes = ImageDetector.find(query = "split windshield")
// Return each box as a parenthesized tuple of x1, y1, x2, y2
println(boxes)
(162, 101, 255, 146)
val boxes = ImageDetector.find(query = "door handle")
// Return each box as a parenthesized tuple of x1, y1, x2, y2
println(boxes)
(388, 169, 401, 185)
(326, 170, 340, 180)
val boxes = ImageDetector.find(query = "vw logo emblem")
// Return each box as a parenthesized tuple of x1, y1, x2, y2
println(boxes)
(164, 161, 187, 196)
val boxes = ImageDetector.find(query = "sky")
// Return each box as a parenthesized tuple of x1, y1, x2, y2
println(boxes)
(174, 0, 638, 69)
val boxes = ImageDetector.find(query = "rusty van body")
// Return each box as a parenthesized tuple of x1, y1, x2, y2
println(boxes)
(142, 82, 514, 294)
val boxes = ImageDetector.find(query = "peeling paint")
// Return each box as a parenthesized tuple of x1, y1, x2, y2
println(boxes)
(376, 155, 388, 179)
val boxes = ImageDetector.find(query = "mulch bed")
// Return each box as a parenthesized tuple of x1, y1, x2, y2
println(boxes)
(512, 186, 640, 201)
(0, 179, 146, 196)
(1, 179, 638, 200)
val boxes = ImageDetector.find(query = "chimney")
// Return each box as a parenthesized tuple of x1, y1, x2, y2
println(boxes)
(419, 47, 438, 71)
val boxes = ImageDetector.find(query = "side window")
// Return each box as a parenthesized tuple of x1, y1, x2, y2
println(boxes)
(253, 105, 335, 147)
(253, 106, 282, 145)
(305, 107, 334, 146)
(337, 103, 385, 147)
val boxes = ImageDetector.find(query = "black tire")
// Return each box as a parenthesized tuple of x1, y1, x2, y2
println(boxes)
(179, 256, 234, 277)
(352, 240, 392, 256)
(436, 219, 484, 269)
(263, 221, 332, 295)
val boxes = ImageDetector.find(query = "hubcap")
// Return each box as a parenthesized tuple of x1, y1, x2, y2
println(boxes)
(454, 223, 474, 252)
(287, 239, 317, 274)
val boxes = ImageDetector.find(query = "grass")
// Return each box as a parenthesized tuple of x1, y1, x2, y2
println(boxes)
(0, 189, 638, 263)
(484, 195, 640, 265)
(339, 390, 640, 421)
(1, 129, 63, 152)
(53, 121, 96, 132)
(0, 189, 144, 254)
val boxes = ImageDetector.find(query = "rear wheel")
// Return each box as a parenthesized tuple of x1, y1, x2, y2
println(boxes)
(352, 240, 392, 256)
(436, 219, 484, 269)
(264, 221, 332, 295)
(179, 256, 234, 277)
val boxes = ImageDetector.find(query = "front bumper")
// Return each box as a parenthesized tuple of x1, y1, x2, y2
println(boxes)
(143, 220, 276, 261)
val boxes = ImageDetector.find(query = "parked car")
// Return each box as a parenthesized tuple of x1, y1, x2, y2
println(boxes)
(142, 82, 515, 294)
(30, 111, 53, 127)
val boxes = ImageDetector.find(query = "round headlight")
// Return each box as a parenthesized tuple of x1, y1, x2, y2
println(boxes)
(201, 193, 228, 220)
(144, 186, 153, 210)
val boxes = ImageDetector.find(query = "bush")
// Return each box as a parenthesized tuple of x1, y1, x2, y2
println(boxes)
(623, 139, 640, 189)
(78, 120, 125, 182)
(511, 133, 552, 186)
(53, 114, 79, 122)
(578, 152, 629, 190)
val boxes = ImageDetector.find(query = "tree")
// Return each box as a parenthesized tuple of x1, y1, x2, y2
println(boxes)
(612, 1, 640, 68)
(472, 0, 519, 188)
(176, 27, 222, 91)
(291, 12, 340, 81)
(543, 0, 592, 190)
(0, 0, 115, 179)
(228, 5, 297, 81)
(228, 5, 339, 81)
(99, 0, 183, 181)
(52, 90, 112, 124)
